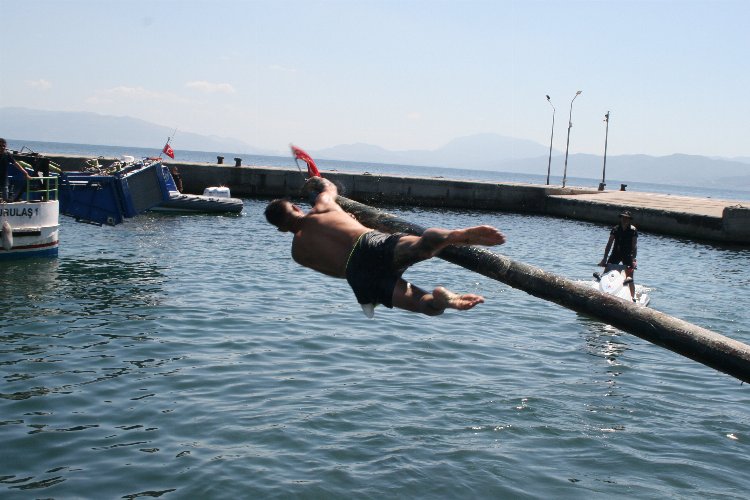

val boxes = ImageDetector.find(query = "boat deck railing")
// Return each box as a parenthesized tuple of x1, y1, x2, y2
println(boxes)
(23, 175, 59, 202)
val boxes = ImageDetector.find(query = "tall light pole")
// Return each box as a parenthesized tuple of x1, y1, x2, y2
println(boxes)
(562, 90, 582, 188)
(599, 111, 610, 191)
(545, 95, 555, 185)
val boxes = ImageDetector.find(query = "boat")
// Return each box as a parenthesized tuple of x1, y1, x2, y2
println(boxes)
(149, 164, 243, 214)
(2, 152, 173, 260)
(0, 172, 59, 260)
(587, 264, 650, 306)
(58, 157, 171, 225)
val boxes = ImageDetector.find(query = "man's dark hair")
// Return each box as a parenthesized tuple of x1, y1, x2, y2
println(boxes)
(264, 198, 291, 228)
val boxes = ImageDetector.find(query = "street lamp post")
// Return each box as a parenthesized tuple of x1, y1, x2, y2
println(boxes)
(545, 95, 555, 185)
(562, 90, 582, 188)
(599, 111, 610, 191)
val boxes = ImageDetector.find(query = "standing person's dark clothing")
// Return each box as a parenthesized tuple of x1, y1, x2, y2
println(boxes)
(607, 223, 637, 267)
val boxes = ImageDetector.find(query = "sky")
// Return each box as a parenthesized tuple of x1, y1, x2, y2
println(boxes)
(3, 0, 749, 157)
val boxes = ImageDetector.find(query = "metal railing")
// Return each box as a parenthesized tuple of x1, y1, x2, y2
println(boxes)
(23, 175, 59, 202)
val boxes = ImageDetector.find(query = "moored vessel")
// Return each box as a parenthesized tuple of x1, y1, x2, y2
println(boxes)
(0, 176, 60, 260)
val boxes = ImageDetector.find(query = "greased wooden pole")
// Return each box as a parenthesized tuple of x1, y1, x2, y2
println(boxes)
(336, 195, 750, 384)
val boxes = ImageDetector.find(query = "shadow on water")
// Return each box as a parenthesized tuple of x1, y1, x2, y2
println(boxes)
(55, 258, 166, 314)
(0, 257, 60, 299)
(1, 257, 165, 319)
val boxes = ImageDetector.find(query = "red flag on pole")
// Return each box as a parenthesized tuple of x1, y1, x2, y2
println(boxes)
(290, 144, 321, 177)
(163, 142, 175, 159)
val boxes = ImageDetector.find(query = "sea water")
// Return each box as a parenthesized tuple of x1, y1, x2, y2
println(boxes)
(1, 143, 749, 498)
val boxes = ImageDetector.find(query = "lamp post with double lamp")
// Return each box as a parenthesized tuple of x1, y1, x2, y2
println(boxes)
(562, 90, 582, 188)
(545, 95, 555, 185)
(599, 111, 610, 191)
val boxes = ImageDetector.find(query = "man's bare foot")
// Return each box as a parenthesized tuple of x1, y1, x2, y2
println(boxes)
(450, 225, 506, 246)
(433, 286, 485, 311)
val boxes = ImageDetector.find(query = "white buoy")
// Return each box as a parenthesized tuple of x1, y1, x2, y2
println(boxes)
(2, 220, 13, 250)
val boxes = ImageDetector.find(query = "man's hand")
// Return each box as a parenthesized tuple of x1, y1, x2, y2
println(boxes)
(302, 176, 336, 202)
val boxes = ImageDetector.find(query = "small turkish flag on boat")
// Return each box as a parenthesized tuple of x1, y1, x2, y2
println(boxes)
(162, 142, 175, 159)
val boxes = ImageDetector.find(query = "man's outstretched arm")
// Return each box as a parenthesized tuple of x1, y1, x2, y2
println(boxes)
(302, 177, 341, 213)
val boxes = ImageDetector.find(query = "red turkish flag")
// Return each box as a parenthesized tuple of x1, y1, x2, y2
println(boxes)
(290, 144, 321, 177)
(162, 142, 175, 159)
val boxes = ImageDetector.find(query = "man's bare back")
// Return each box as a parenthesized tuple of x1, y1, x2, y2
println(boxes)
(292, 208, 369, 277)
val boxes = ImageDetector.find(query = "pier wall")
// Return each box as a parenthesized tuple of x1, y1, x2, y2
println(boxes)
(544, 196, 727, 242)
(175, 162, 598, 212)
(723, 206, 750, 242)
(173, 162, 750, 245)
(44, 155, 749, 245)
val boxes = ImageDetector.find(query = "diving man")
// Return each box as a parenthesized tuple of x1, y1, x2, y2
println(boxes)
(265, 176, 506, 317)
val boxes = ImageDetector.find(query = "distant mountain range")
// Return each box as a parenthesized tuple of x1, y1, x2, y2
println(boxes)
(315, 143, 750, 190)
(3, 107, 749, 190)
(484, 153, 750, 190)
(314, 133, 555, 169)
(0, 107, 276, 156)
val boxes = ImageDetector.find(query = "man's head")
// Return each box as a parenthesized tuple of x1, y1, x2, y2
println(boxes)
(265, 198, 302, 232)
(0, 138, 7, 152)
(619, 210, 632, 226)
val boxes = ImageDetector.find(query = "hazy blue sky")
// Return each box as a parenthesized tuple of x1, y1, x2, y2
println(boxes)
(3, 0, 748, 157)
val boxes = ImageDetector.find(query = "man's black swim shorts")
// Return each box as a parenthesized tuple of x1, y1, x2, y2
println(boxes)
(345, 230, 404, 308)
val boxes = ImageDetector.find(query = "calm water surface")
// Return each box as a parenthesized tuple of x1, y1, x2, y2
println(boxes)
(1, 198, 749, 498)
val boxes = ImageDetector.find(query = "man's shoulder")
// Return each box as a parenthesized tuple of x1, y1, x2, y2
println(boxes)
(303, 207, 348, 226)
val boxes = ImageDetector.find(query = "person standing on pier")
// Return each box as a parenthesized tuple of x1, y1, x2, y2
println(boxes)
(598, 210, 638, 301)
(265, 176, 506, 317)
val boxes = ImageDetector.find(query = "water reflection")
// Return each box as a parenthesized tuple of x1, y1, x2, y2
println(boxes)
(578, 316, 629, 369)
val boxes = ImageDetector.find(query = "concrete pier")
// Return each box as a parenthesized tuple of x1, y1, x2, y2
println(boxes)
(44, 154, 750, 245)
(546, 190, 750, 244)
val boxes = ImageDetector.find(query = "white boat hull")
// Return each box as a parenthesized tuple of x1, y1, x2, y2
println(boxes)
(0, 200, 60, 260)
